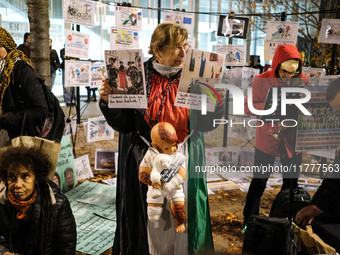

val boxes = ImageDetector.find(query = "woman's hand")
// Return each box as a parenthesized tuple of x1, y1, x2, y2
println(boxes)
(99, 78, 113, 103)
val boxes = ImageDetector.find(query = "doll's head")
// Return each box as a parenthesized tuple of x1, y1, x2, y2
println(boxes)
(151, 122, 178, 155)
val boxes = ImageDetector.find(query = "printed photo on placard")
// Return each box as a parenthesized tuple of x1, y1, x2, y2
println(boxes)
(55, 135, 78, 193)
(87, 116, 114, 143)
(110, 26, 139, 49)
(115, 6, 142, 31)
(216, 44, 246, 66)
(74, 154, 94, 180)
(104, 49, 147, 108)
(95, 148, 117, 171)
(65, 29, 90, 59)
(319, 19, 340, 44)
(63, 0, 95, 27)
(163, 10, 195, 35)
(217, 16, 249, 39)
(65, 60, 91, 87)
(266, 21, 299, 43)
(239, 149, 255, 166)
(91, 62, 107, 87)
(175, 48, 224, 110)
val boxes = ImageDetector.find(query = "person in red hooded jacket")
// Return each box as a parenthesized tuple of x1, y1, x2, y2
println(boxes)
(243, 44, 309, 225)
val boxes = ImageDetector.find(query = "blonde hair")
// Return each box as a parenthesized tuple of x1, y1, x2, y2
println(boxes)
(148, 22, 188, 58)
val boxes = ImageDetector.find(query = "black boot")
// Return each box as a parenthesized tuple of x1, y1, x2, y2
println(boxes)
(92, 90, 97, 102)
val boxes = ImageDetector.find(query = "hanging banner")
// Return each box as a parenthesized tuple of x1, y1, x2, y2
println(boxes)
(163, 10, 195, 35)
(63, 0, 95, 27)
(65, 29, 90, 59)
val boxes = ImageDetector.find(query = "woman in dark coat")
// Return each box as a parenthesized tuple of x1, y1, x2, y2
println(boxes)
(0, 27, 48, 140)
(99, 22, 223, 255)
(0, 146, 76, 255)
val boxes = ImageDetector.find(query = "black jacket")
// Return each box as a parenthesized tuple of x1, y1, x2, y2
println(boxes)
(0, 60, 48, 139)
(0, 181, 76, 254)
(50, 49, 61, 71)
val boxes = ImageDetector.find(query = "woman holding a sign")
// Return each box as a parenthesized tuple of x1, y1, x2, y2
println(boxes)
(100, 22, 223, 255)
(0, 146, 76, 254)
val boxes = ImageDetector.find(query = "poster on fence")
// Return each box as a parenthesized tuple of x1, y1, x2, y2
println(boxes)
(63, 0, 95, 27)
(105, 49, 147, 108)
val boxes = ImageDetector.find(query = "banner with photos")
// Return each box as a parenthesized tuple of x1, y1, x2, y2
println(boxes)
(110, 26, 139, 49)
(63, 0, 95, 27)
(163, 10, 195, 35)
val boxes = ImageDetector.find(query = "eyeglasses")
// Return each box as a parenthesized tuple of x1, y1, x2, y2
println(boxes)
(174, 44, 191, 53)
(279, 68, 297, 77)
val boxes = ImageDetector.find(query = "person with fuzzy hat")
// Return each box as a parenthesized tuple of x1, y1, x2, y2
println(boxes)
(0, 27, 48, 140)
(243, 44, 310, 225)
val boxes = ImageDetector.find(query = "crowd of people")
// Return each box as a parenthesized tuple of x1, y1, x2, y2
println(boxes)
(0, 21, 339, 254)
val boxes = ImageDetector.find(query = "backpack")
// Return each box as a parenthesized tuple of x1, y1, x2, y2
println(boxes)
(269, 187, 311, 219)
(242, 216, 297, 255)
(36, 82, 65, 142)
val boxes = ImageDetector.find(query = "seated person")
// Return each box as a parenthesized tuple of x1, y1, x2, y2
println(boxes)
(0, 146, 76, 254)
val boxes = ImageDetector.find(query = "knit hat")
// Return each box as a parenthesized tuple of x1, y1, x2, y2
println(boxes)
(0, 27, 17, 52)
(280, 59, 299, 72)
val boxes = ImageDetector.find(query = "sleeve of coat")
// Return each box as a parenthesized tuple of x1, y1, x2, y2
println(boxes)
(0, 63, 48, 130)
(55, 196, 77, 254)
(244, 77, 266, 116)
(99, 99, 136, 133)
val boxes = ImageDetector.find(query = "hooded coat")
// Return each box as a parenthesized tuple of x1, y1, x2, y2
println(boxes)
(244, 44, 309, 157)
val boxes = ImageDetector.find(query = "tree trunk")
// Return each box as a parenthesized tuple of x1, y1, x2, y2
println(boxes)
(27, 0, 51, 88)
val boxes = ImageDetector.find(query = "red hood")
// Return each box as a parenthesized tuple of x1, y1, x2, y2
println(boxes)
(272, 44, 302, 74)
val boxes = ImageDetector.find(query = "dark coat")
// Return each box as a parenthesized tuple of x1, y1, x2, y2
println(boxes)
(100, 58, 223, 255)
(312, 154, 340, 222)
(0, 181, 77, 254)
(17, 44, 30, 59)
(0, 60, 48, 139)
(50, 49, 61, 71)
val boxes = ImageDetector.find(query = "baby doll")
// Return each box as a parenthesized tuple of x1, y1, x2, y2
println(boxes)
(139, 122, 186, 233)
